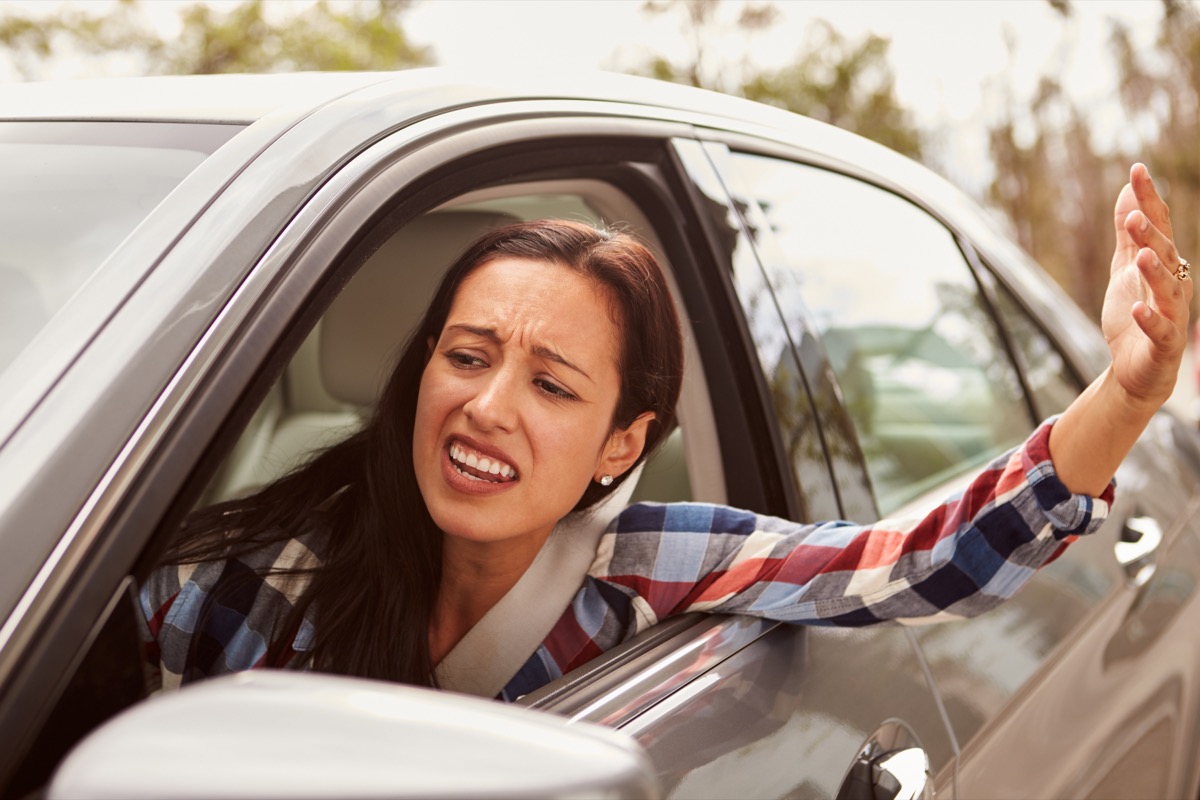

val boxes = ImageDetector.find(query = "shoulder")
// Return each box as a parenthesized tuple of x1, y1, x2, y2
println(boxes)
(611, 501, 758, 535)
(610, 501, 806, 537)
(593, 501, 818, 582)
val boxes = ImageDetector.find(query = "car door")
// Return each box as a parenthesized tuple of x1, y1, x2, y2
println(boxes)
(712, 140, 1200, 799)
(941, 254, 1200, 799)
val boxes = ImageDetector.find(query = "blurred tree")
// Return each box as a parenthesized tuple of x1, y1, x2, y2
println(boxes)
(640, 0, 779, 92)
(740, 20, 922, 159)
(637, 0, 922, 159)
(986, 76, 1122, 318)
(986, 0, 1198, 321)
(0, 0, 431, 78)
(163, 0, 430, 74)
(1110, 0, 1199, 301)
(0, 0, 160, 80)
(0, 14, 53, 80)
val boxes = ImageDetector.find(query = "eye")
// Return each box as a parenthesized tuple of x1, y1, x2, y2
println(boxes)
(445, 350, 486, 369)
(535, 378, 578, 402)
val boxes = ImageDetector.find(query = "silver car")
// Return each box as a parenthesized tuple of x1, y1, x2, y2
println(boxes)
(3, 70, 1200, 799)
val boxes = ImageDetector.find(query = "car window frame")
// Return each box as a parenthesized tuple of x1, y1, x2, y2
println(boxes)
(958, 236, 1090, 405)
(668, 138, 833, 522)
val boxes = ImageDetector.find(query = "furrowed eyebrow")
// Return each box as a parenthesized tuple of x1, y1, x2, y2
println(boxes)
(532, 345, 593, 382)
(446, 324, 594, 382)
(448, 324, 501, 344)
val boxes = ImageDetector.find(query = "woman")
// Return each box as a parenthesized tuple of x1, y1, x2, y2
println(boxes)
(142, 163, 1192, 701)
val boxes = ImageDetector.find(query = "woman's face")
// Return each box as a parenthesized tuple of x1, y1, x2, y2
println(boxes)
(413, 257, 644, 551)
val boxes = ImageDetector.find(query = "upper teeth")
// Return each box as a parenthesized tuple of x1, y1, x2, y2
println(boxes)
(450, 443, 515, 479)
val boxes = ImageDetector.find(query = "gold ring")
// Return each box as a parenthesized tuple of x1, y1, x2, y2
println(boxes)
(1176, 257, 1191, 281)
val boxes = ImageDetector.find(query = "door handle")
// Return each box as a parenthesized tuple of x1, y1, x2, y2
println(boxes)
(873, 748, 930, 800)
(1114, 516, 1163, 588)
(836, 720, 931, 800)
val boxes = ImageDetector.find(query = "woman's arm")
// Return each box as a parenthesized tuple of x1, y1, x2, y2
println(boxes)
(1049, 163, 1192, 495)
(585, 164, 1186, 636)
(594, 418, 1111, 630)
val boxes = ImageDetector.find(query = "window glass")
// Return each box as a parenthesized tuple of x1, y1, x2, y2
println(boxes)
(989, 279, 1081, 418)
(673, 138, 837, 520)
(728, 155, 1121, 752)
(0, 121, 236, 375)
(729, 155, 1033, 513)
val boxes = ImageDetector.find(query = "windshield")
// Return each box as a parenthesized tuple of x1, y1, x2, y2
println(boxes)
(0, 121, 240, 374)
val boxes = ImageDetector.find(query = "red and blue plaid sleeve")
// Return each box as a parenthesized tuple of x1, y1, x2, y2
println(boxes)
(590, 419, 1114, 630)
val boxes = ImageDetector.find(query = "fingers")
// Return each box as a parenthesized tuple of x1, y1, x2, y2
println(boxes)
(1129, 162, 1174, 241)
(1124, 163, 1188, 308)
(1135, 244, 1192, 324)
(1125, 207, 1183, 273)
(1133, 299, 1186, 354)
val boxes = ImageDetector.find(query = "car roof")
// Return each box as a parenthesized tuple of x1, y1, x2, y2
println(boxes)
(0, 71, 396, 123)
(0, 67, 811, 132)
(0, 66, 928, 187)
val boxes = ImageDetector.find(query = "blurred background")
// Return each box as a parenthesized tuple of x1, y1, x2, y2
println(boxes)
(3, 0, 1198, 410)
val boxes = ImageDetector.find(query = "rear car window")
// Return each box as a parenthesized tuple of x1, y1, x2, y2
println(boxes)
(728, 153, 1035, 514)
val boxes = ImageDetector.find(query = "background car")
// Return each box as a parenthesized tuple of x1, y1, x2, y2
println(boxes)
(3, 69, 1200, 800)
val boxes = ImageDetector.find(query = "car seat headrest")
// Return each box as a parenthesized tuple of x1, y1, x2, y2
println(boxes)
(320, 211, 520, 407)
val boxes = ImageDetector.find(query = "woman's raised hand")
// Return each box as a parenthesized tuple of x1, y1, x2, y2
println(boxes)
(1048, 163, 1192, 497)
(1102, 162, 1192, 409)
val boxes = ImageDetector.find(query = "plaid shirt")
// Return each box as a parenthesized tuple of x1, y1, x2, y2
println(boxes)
(141, 420, 1114, 699)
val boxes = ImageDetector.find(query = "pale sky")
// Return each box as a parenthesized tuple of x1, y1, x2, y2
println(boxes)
(1, 0, 1178, 190)
(405, 0, 1169, 191)
(407, 0, 1156, 126)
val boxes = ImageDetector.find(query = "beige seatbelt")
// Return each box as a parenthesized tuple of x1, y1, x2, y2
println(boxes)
(433, 471, 640, 698)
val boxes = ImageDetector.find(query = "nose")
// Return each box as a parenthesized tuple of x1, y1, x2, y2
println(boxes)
(463, 364, 519, 432)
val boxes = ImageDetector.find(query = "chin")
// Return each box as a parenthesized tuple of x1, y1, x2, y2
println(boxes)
(428, 499, 512, 544)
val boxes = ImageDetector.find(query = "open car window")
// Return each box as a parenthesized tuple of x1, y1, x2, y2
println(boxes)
(199, 177, 725, 510)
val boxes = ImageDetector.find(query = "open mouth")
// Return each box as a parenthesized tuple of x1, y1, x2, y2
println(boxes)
(448, 441, 518, 484)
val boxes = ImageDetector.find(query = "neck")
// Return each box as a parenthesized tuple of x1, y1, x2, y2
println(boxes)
(430, 525, 553, 664)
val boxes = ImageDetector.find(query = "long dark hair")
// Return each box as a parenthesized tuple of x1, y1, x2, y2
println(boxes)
(168, 219, 684, 685)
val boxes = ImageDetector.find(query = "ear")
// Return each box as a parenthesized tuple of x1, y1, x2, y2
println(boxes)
(596, 412, 655, 482)
(425, 335, 435, 365)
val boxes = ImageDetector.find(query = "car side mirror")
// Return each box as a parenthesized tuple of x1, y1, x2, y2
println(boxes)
(47, 671, 660, 799)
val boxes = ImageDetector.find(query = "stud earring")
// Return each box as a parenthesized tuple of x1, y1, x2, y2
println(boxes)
(599, 474, 614, 486)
